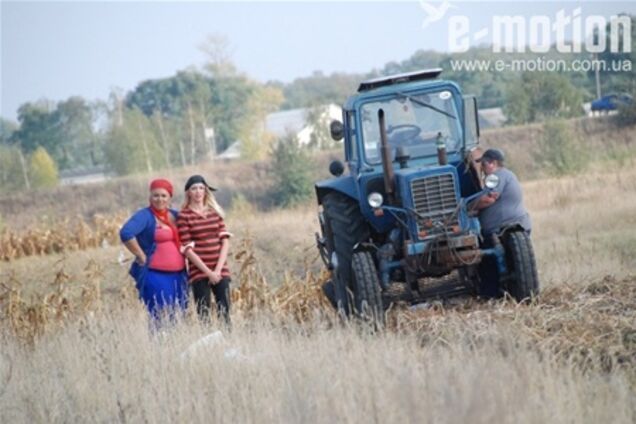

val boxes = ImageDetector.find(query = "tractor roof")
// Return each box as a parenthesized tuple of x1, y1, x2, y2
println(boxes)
(343, 69, 458, 111)
(357, 68, 443, 92)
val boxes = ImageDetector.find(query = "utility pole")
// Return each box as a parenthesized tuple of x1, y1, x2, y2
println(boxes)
(594, 53, 602, 99)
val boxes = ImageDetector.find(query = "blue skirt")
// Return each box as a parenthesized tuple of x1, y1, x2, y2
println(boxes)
(139, 269, 188, 318)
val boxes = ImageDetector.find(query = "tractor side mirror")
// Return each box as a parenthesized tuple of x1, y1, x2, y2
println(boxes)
(463, 95, 480, 149)
(330, 120, 344, 141)
(329, 160, 345, 177)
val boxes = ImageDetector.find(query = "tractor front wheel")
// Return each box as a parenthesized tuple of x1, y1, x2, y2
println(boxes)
(503, 231, 540, 302)
(321, 192, 370, 315)
(351, 251, 385, 326)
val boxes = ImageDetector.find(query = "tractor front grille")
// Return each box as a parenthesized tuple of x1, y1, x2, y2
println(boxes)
(410, 173, 459, 238)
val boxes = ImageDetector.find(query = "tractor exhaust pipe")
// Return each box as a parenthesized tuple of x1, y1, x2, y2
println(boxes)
(436, 131, 448, 166)
(378, 109, 395, 204)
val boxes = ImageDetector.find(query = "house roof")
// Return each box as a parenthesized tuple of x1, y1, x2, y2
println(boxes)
(265, 108, 308, 138)
(217, 140, 241, 159)
(478, 107, 507, 128)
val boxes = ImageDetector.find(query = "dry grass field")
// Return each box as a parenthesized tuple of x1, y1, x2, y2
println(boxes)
(1, 120, 636, 422)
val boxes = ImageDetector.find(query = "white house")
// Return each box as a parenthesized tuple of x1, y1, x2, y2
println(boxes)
(216, 139, 242, 160)
(477, 107, 507, 129)
(217, 104, 342, 160)
(60, 166, 111, 186)
(266, 104, 342, 146)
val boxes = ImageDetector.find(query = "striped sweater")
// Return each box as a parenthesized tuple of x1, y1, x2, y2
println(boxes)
(177, 207, 231, 282)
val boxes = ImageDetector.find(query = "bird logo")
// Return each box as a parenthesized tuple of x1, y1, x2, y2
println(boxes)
(419, 0, 458, 29)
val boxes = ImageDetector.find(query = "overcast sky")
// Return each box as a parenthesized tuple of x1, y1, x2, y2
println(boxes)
(2, 1, 634, 121)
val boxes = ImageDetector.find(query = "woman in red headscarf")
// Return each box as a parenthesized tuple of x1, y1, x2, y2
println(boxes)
(120, 179, 188, 320)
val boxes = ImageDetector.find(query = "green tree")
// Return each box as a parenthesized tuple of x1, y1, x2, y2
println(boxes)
(126, 70, 256, 159)
(0, 145, 28, 191)
(238, 85, 284, 160)
(504, 82, 531, 125)
(11, 98, 97, 170)
(175, 71, 214, 164)
(0, 118, 18, 145)
(29, 146, 58, 188)
(11, 101, 56, 153)
(281, 71, 360, 110)
(52, 97, 98, 169)
(270, 134, 313, 207)
(198, 33, 238, 79)
(208, 75, 259, 153)
(103, 107, 164, 176)
(505, 72, 584, 124)
(126, 72, 201, 165)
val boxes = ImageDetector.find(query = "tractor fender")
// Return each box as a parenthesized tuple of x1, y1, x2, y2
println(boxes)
(497, 223, 527, 238)
(315, 176, 358, 205)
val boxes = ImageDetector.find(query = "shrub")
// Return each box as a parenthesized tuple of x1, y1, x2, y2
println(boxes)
(29, 146, 59, 188)
(270, 134, 313, 207)
(535, 119, 588, 176)
(614, 96, 636, 127)
(230, 192, 256, 218)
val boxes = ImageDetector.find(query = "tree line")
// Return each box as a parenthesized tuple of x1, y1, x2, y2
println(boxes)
(1, 17, 634, 193)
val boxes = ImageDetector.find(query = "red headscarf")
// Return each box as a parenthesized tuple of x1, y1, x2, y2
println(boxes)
(149, 179, 180, 247)
(150, 179, 173, 196)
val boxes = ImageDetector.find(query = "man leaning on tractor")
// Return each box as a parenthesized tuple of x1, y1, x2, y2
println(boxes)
(473, 148, 532, 298)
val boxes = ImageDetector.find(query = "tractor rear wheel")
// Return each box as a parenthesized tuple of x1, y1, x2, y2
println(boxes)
(503, 231, 540, 301)
(351, 251, 384, 326)
(322, 192, 370, 315)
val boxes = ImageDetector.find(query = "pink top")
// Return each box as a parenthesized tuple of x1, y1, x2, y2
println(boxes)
(149, 227, 185, 272)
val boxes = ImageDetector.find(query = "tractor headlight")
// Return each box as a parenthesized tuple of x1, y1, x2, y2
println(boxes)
(367, 192, 384, 208)
(485, 174, 500, 189)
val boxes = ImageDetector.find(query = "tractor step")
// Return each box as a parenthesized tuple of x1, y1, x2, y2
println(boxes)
(383, 271, 473, 304)
(414, 279, 471, 301)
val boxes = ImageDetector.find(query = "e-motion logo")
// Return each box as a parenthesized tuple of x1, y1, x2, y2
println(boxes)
(448, 8, 632, 54)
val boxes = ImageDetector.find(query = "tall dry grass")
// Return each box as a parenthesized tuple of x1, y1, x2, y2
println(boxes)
(1, 284, 634, 423)
(526, 165, 636, 285)
(1, 225, 634, 422)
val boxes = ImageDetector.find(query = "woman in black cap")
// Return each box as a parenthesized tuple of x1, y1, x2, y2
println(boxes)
(177, 175, 232, 323)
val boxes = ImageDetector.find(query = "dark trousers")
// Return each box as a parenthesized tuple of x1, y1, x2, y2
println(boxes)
(478, 229, 532, 298)
(478, 232, 504, 299)
(191, 277, 231, 324)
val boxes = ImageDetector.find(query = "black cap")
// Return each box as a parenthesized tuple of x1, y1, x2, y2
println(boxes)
(184, 175, 217, 192)
(478, 148, 505, 163)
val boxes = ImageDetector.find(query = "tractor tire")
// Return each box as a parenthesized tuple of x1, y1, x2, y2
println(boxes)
(322, 192, 370, 315)
(351, 251, 385, 326)
(459, 265, 480, 294)
(503, 231, 540, 302)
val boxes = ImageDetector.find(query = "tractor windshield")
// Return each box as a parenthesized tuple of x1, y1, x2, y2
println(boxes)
(360, 90, 461, 164)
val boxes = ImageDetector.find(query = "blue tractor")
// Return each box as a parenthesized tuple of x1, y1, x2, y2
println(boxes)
(315, 69, 539, 324)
